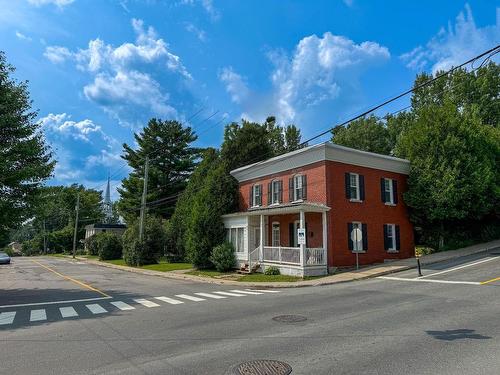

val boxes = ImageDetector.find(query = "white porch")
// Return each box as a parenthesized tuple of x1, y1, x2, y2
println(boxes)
(222, 202, 330, 277)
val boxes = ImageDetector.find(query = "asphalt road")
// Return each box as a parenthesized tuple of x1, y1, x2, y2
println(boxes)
(1, 250, 500, 375)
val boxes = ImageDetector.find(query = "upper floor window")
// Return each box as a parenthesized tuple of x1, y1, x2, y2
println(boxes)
(268, 180, 283, 205)
(289, 175, 307, 202)
(249, 184, 262, 207)
(345, 173, 365, 201)
(381, 178, 398, 204)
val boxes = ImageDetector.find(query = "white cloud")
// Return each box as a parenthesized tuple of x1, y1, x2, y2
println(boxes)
(221, 32, 390, 125)
(401, 4, 500, 73)
(15, 31, 32, 41)
(44, 19, 192, 126)
(219, 67, 249, 104)
(44, 46, 72, 63)
(28, 0, 75, 7)
(39, 113, 102, 142)
(185, 23, 207, 42)
(180, 0, 220, 21)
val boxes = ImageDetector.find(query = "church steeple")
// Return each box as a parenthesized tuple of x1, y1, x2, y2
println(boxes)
(103, 172, 113, 223)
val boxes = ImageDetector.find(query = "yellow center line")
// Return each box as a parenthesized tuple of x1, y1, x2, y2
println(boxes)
(31, 259, 110, 297)
(480, 276, 500, 285)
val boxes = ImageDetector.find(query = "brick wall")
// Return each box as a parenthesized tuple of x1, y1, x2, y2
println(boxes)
(325, 160, 414, 266)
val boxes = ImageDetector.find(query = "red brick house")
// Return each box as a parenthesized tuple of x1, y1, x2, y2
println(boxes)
(222, 142, 415, 276)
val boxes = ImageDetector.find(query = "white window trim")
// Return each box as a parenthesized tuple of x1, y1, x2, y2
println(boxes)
(351, 221, 365, 253)
(293, 175, 304, 202)
(384, 178, 395, 205)
(251, 185, 261, 208)
(349, 173, 360, 202)
(271, 222, 280, 247)
(386, 223, 397, 252)
(271, 180, 281, 205)
(227, 226, 246, 253)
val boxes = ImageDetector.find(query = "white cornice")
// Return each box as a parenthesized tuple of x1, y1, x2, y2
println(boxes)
(230, 142, 410, 182)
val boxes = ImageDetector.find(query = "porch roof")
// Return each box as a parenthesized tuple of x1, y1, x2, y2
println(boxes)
(222, 202, 330, 218)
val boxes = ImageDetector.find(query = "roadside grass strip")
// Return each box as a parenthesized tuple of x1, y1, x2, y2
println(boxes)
(0, 289, 280, 327)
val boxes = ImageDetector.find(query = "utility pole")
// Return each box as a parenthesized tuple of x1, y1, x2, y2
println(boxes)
(72, 193, 80, 259)
(43, 219, 47, 255)
(139, 156, 149, 242)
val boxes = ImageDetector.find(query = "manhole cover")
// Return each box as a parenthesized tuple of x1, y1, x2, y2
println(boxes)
(232, 360, 292, 375)
(272, 315, 307, 323)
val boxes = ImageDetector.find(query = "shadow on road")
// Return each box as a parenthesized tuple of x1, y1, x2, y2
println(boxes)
(426, 329, 492, 341)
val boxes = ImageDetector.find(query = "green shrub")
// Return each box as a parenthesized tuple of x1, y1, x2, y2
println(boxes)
(123, 215, 166, 266)
(21, 238, 42, 256)
(97, 233, 122, 260)
(209, 242, 236, 272)
(85, 235, 100, 255)
(264, 266, 280, 275)
(2, 247, 13, 257)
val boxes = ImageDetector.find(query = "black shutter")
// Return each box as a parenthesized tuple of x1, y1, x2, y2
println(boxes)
(381, 178, 386, 203)
(267, 182, 272, 205)
(279, 180, 283, 203)
(289, 177, 294, 202)
(302, 175, 307, 200)
(393, 180, 398, 204)
(395, 225, 401, 250)
(258, 185, 263, 206)
(359, 175, 365, 201)
(249, 186, 253, 207)
(383, 224, 389, 250)
(362, 223, 368, 251)
(345, 173, 351, 199)
(289, 222, 294, 246)
(347, 223, 353, 250)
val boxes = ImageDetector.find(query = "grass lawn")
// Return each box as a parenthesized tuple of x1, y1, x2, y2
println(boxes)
(79, 255, 99, 260)
(186, 269, 232, 278)
(103, 258, 193, 272)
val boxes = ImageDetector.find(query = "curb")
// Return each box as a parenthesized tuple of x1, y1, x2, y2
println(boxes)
(60, 239, 499, 288)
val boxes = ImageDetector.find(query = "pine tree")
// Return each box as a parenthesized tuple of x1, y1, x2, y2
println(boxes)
(0, 52, 54, 245)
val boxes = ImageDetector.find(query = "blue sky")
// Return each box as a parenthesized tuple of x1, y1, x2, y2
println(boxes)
(0, 0, 498, 199)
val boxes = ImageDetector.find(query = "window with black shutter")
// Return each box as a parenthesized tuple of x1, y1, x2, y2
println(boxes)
(384, 223, 398, 251)
(346, 173, 362, 201)
(349, 222, 364, 252)
(381, 178, 396, 204)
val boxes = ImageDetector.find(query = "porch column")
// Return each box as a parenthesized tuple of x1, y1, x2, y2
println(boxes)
(299, 210, 306, 267)
(259, 214, 264, 262)
(322, 211, 328, 265)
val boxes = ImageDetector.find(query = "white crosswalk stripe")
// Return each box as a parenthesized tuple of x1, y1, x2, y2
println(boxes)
(194, 292, 227, 299)
(155, 296, 184, 305)
(30, 309, 47, 322)
(175, 294, 206, 302)
(246, 289, 280, 293)
(229, 289, 264, 295)
(213, 291, 245, 297)
(0, 312, 16, 325)
(134, 299, 160, 308)
(86, 304, 107, 314)
(59, 306, 78, 318)
(111, 301, 135, 311)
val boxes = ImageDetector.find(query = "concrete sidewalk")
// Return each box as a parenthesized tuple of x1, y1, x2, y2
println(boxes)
(73, 239, 500, 288)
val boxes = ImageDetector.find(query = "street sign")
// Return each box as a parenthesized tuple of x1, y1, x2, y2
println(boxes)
(350, 228, 362, 243)
(297, 228, 306, 245)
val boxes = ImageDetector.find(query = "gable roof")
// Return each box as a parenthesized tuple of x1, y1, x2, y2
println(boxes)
(230, 142, 410, 182)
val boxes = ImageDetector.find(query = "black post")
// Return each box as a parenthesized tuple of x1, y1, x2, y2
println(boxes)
(417, 257, 423, 277)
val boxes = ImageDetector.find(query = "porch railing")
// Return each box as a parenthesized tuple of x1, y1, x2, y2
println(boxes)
(262, 246, 326, 267)
(305, 247, 327, 266)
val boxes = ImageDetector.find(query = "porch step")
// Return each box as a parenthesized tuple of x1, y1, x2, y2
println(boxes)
(236, 262, 260, 274)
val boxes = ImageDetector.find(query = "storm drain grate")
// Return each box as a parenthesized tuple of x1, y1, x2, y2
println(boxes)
(232, 360, 292, 375)
(272, 315, 307, 323)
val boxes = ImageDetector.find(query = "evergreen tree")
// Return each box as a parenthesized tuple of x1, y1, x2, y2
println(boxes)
(0, 52, 54, 246)
(117, 118, 200, 223)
